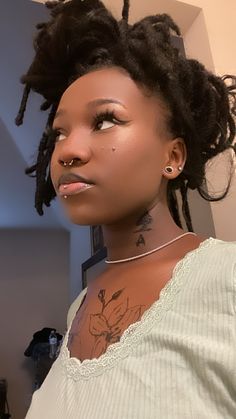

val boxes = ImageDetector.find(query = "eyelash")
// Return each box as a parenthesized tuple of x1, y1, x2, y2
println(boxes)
(50, 109, 125, 142)
(93, 109, 124, 131)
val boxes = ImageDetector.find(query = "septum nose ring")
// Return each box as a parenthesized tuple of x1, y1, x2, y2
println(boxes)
(62, 159, 74, 167)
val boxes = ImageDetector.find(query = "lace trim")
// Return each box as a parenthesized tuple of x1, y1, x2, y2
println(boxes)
(60, 237, 216, 380)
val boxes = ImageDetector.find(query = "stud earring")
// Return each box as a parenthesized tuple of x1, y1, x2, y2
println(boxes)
(178, 166, 183, 172)
(164, 166, 174, 174)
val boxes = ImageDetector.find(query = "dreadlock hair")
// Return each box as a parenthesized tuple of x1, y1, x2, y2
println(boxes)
(16, 0, 236, 229)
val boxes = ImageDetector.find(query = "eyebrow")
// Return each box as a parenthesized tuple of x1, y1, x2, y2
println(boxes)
(54, 98, 126, 120)
(87, 98, 126, 109)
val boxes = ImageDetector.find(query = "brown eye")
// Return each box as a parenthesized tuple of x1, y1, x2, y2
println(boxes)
(56, 132, 67, 142)
(93, 110, 124, 131)
(96, 120, 115, 130)
(51, 128, 67, 142)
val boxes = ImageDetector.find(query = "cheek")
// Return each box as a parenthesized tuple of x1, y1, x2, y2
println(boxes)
(107, 136, 164, 185)
(100, 138, 164, 207)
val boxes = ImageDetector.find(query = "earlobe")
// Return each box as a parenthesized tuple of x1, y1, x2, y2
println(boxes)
(162, 165, 183, 176)
(164, 166, 174, 174)
(162, 137, 186, 178)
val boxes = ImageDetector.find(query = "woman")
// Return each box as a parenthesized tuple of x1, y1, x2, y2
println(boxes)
(16, 0, 236, 417)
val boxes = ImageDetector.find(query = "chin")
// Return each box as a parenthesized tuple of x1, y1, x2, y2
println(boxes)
(65, 211, 95, 226)
(61, 203, 100, 226)
(60, 198, 138, 226)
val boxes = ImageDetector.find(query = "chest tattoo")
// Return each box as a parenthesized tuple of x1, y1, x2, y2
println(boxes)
(89, 288, 144, 358)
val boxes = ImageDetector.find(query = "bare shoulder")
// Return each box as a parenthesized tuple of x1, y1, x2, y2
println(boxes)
(173, 234, 209, 264)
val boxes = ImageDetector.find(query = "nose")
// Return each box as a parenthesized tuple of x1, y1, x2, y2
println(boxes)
(56, 131, 92, 168)
(59, 157, 81, 168)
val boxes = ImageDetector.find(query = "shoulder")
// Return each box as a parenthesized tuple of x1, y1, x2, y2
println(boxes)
(195, 237, 236, 280)
(67, 287, 87, 328)
(181, 237, 236, 313)
(202, 237, 236, 258)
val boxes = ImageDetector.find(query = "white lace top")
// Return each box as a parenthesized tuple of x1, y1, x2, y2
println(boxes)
(26, 238, 236, 418)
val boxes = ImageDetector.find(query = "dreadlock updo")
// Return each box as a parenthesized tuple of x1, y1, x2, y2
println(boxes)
(16, 0, 236, 231)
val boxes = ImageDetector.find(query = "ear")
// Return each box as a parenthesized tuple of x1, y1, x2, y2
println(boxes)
(162, 137, 186, 179)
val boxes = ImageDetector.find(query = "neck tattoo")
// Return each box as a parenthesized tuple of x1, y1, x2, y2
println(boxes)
(105, 232, 197, 264)
(135, 211, 152, 233)
(135, 211, 153, 247)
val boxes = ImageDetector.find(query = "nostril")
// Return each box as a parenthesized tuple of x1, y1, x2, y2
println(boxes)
(59, 159, 68, 167)
(59, 158, 81, 167)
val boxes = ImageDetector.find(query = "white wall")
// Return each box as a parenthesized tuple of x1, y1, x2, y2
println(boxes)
(180, 0, 236, 240)
(0, 229, 70, 419)
(180, 0, 236, 74)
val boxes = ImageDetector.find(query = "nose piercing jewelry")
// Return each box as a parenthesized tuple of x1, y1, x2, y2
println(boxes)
(164, 166, 174, 174)
(178, 166, 183, 171)
(62, 159, 74, 167)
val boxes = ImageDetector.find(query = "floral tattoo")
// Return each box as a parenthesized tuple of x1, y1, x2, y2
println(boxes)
(89, 289, 143, 358)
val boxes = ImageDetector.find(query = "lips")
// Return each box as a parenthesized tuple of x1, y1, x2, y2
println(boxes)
(57, 173, 95, 197)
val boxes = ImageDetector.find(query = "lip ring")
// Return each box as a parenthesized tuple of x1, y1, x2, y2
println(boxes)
(58, 182, 95, 198)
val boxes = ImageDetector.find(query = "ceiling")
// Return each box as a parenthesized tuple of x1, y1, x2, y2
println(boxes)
(0, 0, 200, 229)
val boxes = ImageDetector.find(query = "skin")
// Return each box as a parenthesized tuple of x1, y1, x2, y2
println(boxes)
(50, 66, 205, 360)
(51, 66, 199, 258)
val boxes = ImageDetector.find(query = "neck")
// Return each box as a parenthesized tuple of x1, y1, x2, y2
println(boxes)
(102, 201, 185, 263)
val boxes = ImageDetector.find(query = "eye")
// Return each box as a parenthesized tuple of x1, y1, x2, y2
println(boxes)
(56, 132, 66, 142)
(96, 120, 115, 130)
(51, 128, 66, 142)
(93, 110, 124, 131)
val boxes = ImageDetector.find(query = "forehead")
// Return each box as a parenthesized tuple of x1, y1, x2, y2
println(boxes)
(58, 67, 166, 116)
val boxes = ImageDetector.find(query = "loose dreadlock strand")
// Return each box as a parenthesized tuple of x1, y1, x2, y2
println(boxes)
(197, 155, 235, 203)
(33, 104, 57, 215)
(34, 132, 51, 215)
(44, 176, 57, 208)
(40, 100, 52, 111)
(180, 182, 194, 232)
(167, 185, 182, 229)
(122, 0, 130, 22)
(25, 164, 37, 176)
(15, 85, 31, 126)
